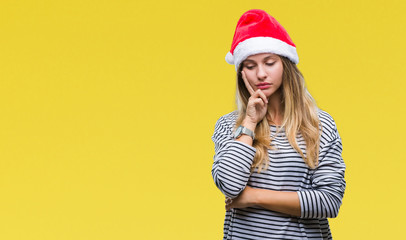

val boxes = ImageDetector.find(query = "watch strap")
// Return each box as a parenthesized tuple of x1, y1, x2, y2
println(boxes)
(234, 125, 255, 140)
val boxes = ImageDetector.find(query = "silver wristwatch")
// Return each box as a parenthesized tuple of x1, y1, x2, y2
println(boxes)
(234, 126, 255, 140)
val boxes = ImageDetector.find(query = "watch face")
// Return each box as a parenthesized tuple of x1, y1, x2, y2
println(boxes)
(234, 126, 242, 138)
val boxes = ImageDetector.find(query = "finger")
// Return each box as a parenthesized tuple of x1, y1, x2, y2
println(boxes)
(241, 71, 255, 96)
(250, 96, 266, 108)
(225, 203, 232, 211)
(251, 89, 268, 105)
(251, 98, 266, 109)
(256, 89, 269, 104)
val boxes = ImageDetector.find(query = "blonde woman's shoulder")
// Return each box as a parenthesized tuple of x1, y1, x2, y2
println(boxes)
(223, 110, 239, 120)
(317, 108, 340, 141)
(213, 110, 239, 130)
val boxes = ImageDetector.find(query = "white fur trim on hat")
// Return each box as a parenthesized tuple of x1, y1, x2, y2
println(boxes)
(228, 37, 299, 71)
(225, 52, 234, 64)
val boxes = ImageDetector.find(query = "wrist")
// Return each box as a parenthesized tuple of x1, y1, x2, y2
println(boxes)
(242, 118, 257, 132)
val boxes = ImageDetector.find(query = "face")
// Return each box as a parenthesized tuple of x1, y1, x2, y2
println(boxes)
(241, 53, 283, 99)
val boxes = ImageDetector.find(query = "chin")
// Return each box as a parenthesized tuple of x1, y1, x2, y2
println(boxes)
(263, 90, 275, 98)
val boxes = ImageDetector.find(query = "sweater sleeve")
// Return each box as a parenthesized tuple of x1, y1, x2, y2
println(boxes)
(297, 121, 346, 219)
(211, 115, 257, 199)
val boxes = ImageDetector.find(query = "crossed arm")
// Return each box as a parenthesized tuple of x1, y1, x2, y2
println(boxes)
(212, 115, 346, 219)
(224, 120, 301, 217)
(225, 186, 301, 216)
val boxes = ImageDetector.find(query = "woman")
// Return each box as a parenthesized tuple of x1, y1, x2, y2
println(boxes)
(211, 9, 346, 239)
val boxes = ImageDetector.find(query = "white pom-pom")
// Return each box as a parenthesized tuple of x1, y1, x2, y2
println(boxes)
(225, 52, 234, 64)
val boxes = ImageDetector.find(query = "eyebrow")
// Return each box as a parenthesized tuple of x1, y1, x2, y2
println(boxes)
(244, 54, 277, 63)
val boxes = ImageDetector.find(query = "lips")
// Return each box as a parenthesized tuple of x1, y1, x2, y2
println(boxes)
(256, 83, 272, 89)
(257, 82, 271, 86)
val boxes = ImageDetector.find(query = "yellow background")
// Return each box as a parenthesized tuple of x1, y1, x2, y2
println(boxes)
(1, 0, 405, 239)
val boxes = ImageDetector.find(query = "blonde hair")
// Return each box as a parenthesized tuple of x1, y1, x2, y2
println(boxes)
(235, 56, 321, 172)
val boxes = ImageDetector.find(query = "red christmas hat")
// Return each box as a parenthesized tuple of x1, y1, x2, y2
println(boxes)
(226, 9, 299, 70)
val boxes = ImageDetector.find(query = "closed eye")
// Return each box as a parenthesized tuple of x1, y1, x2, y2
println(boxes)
(245, 65, 255, 70)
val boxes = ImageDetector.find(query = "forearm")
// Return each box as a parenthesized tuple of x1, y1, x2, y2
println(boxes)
(254, 188, 301, 217)
(212, 123, 257, 199)
(226, 186, 301, 217)
(213, 119, 257, 198)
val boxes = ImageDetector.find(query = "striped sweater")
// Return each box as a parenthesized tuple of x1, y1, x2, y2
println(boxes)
(211, 109, 346, 240)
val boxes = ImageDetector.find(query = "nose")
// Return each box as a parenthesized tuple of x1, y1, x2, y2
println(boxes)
(256, 64, 267, 80)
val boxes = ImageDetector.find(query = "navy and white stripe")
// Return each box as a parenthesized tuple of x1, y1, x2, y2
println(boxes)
(211, 109, 346, 240)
